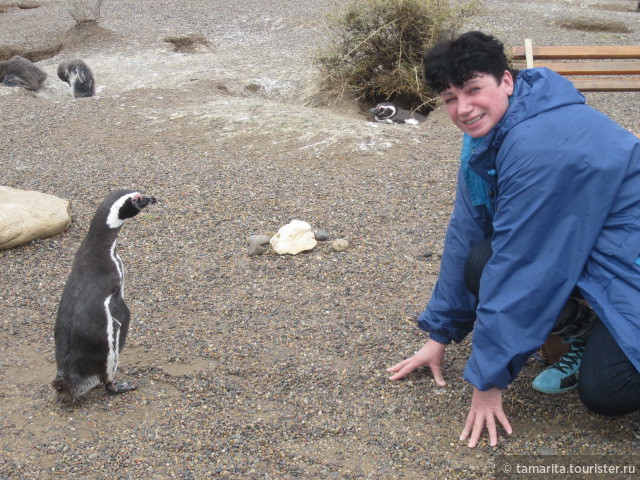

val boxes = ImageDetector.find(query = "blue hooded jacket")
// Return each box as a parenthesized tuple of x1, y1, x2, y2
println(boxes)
(418, 67, 640, 391)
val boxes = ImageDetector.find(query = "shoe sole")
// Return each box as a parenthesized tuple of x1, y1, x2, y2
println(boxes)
(532, 383, 578, 394)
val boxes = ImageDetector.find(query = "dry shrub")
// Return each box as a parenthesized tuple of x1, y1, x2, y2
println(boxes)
(316, 0, 482, 113)
(69, 0, 104, 25)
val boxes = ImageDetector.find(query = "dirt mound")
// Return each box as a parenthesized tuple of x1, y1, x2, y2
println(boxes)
(54, 21, 118, 51)
(0, 22, 117, 62)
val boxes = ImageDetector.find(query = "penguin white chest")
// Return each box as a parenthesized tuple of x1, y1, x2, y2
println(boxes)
(104, 294, 122, 381)
(106, 240, 125, 381)
(109, 240, 125, 299)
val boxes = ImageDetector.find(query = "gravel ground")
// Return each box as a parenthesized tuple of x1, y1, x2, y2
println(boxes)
(1, 0, 640, 479)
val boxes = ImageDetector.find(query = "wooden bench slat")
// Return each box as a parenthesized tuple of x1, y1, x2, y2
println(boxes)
(568, 77, 640, 91)
(511, 40, 640, 136)
(512, 61, 640, 75)
(512, 45, 640, 60)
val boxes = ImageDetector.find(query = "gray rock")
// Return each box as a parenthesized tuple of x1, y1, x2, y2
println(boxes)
(313, 229, 329, 241)
(247, 234, 271, 246)
(248, 243, 268, 257)
(247, 234, 271, 256)
(0, 186, 71, 250)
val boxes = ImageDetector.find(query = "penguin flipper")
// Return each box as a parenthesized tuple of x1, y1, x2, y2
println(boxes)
(2, 75, 25, 87)
(105, 380, 137, 395)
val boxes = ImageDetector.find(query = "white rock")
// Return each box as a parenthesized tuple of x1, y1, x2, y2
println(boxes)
(0, 186, 72, 250)
(269, 220, 317, 255)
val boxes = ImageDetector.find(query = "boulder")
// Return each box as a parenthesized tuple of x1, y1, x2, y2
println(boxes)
(270, 220, 317, 255)
(0, 186, 72, 250)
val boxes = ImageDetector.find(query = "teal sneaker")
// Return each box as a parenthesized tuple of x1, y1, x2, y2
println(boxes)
(532, 341, 586, 394)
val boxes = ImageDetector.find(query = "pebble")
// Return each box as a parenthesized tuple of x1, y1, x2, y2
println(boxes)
(313, 229, 330, 241)
(331, 238, 349, 252)
(247, 234, 271, 256)
(247, 234, 271, 246)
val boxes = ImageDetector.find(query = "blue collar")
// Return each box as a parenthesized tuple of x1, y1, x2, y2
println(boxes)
(459, 81, 518, 217)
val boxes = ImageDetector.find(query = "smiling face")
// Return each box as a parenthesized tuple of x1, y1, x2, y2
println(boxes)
(440, 70, 514, 138)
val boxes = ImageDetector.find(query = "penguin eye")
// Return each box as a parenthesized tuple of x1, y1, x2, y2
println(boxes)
(131, 193, 141, 204)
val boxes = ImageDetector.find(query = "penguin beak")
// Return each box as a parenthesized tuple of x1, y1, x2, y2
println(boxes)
(369, 107, 381, 115)
(138, 195, 157, 209)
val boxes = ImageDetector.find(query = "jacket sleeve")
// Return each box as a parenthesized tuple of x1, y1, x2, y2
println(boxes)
(464, 130, 623, 390)
(418, 167, 491, 344)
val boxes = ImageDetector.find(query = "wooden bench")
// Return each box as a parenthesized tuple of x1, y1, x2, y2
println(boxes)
(511, 39, 640, 92)
(512, 39, 640, 139)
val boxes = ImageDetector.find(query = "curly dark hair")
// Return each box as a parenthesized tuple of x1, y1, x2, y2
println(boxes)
(423, 31, 517, 94)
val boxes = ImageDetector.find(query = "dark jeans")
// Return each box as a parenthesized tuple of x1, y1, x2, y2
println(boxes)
(579, 319, 640, 416)
(464, 237, 640, 416)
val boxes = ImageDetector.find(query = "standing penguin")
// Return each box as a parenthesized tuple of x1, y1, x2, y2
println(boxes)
(369, 101, 427, 124)
(0, 55, 47, 91)
(52, 190, 157, 404)
(57, 58, 96, 98)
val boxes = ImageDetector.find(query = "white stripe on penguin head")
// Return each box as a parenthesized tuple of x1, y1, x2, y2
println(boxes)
(387, 105, 397, 117)
(106, 192, 138, 229)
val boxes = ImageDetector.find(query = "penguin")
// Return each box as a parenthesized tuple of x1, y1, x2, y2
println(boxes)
(57, 58, 96, 98)
(369, 101, 427, 125)
(0, 55, 47, 91)
(52, 190, 157, 404)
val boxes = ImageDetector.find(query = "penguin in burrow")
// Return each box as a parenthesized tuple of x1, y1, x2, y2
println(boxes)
(57, 58, 96, 98)
(369, 101, 427, 125)
(0, 55, 47, 91)
(52, 190, 157, 404)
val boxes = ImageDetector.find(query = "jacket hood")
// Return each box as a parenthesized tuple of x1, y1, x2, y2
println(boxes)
(491, 67, 586, 149)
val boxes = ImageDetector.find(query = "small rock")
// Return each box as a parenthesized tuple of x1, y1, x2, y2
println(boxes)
(247, 234, 271, 246)
(313, 229, 329, 241)
(248, 243, 268, 257)
(247, 234, 271, 256)
(332, 238, 349, 252)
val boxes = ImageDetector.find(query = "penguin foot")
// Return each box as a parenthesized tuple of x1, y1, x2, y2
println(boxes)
(105, 381, 138, 395)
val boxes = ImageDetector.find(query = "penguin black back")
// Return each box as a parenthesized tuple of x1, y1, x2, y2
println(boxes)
(57, 58, 96, 98)
(52, 190, 156, 404)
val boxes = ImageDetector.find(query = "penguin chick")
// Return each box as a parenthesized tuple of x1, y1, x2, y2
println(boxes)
(0, 55, 47, 91)
(369, 102, 426, 125)
(57, 58, 96, 98)
(52, 190, 157, 404)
